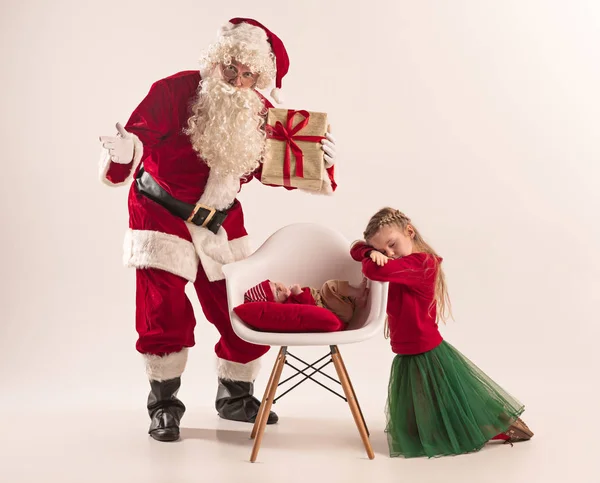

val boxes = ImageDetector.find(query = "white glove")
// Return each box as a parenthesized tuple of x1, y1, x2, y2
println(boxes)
(321, 126, 337, 167)
(99, 122, 134, 164)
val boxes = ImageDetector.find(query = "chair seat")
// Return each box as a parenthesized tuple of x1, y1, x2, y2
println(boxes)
(222, 223, 388, 347)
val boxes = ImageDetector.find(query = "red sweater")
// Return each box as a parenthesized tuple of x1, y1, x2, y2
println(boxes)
(285, 288, 316, 306)
(350, 243, 443, 355)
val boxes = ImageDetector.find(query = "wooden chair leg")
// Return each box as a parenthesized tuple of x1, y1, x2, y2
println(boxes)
(331, 345, 374, 460)
(251, 349, 282, 440)
(337, 353, 370, 436)
(250, 347, 287, 463)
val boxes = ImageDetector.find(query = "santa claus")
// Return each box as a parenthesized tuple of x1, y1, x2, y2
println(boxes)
(98, 17, 337, 442)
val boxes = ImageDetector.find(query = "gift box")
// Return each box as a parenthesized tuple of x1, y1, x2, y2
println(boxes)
(261, 108, 328, 191)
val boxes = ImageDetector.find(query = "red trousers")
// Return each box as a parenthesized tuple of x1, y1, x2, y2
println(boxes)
(135, 265, 269, 364)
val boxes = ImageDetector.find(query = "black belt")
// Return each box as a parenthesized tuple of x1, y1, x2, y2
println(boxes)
(135, 167, 230, 234)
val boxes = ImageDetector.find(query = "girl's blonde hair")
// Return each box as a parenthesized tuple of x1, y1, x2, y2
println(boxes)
(363, 207, 453, 333)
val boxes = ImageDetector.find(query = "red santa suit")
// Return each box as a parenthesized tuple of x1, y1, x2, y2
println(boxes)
(100, 70, 336, 382)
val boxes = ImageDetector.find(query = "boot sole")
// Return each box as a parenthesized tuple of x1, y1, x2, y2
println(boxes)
(149, 431, 180, 442)
(217, 414, 279, 425)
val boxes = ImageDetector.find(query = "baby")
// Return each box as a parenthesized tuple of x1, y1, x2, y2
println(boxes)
(244, 278, 368, 323)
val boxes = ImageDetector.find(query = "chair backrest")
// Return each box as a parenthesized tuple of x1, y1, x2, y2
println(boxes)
(222, 223, 388, 346)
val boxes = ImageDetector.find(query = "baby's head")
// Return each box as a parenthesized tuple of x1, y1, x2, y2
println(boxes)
(244, 280, 290, 303)
(363, 207, 418, 259)
(269, 281, 291, 302)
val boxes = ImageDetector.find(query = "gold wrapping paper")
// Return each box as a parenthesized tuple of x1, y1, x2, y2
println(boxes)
(261, 108, 328, 192)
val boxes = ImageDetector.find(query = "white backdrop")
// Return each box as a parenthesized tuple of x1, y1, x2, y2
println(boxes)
(1, 0, 599, 479)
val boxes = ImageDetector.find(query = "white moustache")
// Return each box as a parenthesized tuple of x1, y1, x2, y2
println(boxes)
(215, 82, 253, 109)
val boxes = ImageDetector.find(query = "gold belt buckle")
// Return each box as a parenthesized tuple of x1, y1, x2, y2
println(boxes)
(187, 203, 216, 227)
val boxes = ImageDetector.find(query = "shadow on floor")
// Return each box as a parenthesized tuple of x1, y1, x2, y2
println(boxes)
(180, 415, 390, 457)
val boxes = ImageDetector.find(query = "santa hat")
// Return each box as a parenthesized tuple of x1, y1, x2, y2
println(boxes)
(244, 279, 275, 303)
(227, 18, 289, 103)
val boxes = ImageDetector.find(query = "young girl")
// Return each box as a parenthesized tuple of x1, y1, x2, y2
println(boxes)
(351, 207, 533, 458)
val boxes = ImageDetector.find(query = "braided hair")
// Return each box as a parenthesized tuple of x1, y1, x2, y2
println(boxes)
(363, 208, 411, 241)
(362, 207, 452, 334)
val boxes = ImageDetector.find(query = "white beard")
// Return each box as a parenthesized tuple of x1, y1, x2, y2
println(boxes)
(186, 77, 267, 179)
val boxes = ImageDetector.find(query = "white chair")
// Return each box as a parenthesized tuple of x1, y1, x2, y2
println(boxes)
(222, 223, 388, 462)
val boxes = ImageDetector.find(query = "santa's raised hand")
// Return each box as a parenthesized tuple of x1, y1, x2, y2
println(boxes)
(99, 123, 134, 164)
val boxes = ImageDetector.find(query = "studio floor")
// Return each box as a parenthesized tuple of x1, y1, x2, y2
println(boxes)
(3, 398, 595, 483)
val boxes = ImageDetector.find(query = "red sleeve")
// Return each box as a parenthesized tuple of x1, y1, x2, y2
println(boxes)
(325, 165, 337, 192)
(350, 241, 373, 261)
(103, 79, 176, 185)
(286, 288, 316, 305)
(361, 253, 436, 288)
(124, 79, 176, 149)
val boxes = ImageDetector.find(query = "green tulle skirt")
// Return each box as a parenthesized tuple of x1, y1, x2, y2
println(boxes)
(385, 341, 524, 458)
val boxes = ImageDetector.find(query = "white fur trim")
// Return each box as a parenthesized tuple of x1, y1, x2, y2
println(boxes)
(123, 229, 199, 282)
(221, 21, 270, 52)
(182, 170, 245, 281)
(186, 224, 233, 282)
(186, 222, 252, 281)
(229, 235, 253, 261)
(144, 348, 189, 381)
(99, 133, 144, 187)
(270, 87, 283, 104)
(198, 171, 240, 210)
(216, 357, 262, 382)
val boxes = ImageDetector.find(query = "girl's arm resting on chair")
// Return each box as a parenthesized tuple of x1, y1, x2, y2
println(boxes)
(350, 241, 372, 261)
(361, 253, 433, 288)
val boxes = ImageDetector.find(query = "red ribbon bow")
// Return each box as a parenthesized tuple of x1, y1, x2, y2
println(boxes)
(266, 110, 326, 187)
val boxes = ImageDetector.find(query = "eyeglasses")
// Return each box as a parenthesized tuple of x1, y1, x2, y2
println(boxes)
(221, 64, 258, 86)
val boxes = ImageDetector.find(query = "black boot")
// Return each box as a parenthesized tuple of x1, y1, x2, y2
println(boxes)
(215, 378, 278, 424)
(147, 377, 186, 442)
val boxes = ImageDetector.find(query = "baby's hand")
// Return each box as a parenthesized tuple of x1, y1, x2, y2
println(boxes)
(290, 284, 303, 295)
(370, 251, 389, 266)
